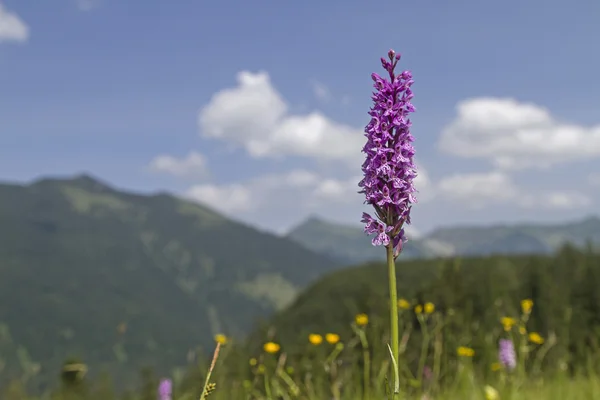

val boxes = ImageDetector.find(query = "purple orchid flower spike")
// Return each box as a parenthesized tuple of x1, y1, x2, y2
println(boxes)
(499, 338, 517, 371)
(158, 378, 172, 400)
(359, 49, 417, 260)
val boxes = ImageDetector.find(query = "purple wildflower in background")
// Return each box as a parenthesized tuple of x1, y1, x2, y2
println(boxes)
(359, 49, 417, 259)
(499, 338, 517, 371)
(158, 378, 172, 400)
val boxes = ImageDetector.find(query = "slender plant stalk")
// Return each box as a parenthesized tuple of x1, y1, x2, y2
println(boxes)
(264, 371, 273, 400)
(417, 317, 430, 388)
(353, 325, 371, 400)
(199, 342, 221, 400)
(363, 339, 371, 400)
(387, 243, 400, 399)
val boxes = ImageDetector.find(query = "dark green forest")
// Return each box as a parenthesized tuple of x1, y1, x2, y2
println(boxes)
(3, 245, 600, 399)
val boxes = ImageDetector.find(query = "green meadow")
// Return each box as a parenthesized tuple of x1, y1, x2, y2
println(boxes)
(4, 246, 600, 399)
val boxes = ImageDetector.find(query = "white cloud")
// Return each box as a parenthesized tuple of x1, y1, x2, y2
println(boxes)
(0, 4, 29, 43)
(437, 170, 591, 210)
(438, 98, 600, 170)
(75, 0, 101, 11)
(414, 166, 434, 202)
(198, 71, 364, 165)
(184, 169, 365, 229)
(184, 163, 432, 232)
(437, 171, 517, 205)
(186, 183, 252, 213)
(540, 192, 591, 209)
(148, 151, 209, 178)
(311, 80, 331, 103)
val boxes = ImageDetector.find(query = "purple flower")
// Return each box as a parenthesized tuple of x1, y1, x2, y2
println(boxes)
(359, 49, 417, 257)
(158, 378, 172, 400)
(499, 338, 517, 371)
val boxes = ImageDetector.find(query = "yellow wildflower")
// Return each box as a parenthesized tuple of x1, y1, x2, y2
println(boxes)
(257, 364, 266, 374)
(521, 299, 534, 314)
(490, 362, 501, 372)
(424, 302, 435, 314)
(214, 334, 228, 345)
(325, 333, 340, 344)
(501, 317, 516, 331)
(519, 325, 527, 335)
(263, 342, 281, 354)
(355, 313, 369, 326)
(249, 357, 257, 366)
(528, 332, 545, 345)
(457, 346, 475, 357)
(414, 305, 423, 314)
(398, 298, 411, 309)
(308, 333, 323, 345)
(484, 385, 499, 400)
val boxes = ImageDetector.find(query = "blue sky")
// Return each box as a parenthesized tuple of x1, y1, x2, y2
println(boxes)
(1, 0, 599, 235)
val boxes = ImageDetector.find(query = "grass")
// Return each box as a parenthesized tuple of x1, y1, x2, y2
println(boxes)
(175, 299, 600, 400)
(5, 298, 600, 400)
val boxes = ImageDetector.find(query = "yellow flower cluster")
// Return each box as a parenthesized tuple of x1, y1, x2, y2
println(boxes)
(498, 300, 544, 344)
(355, 313, 369, 326)
(457, 346, 475, 357)
(263, 342, 280, 354)
(308, 333, 323, 345)
(501, 317, 516, 332)
(414, 302, 435, 315)
(214, 334, 228, 345)
(521, 298, 534, 314)
(528, 332, 545, 345)
(397, 298, 410, 309)
(307, 332, 341, 345)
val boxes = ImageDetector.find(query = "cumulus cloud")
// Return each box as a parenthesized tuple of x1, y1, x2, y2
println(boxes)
(438, 98, 600, 170)
(437, 170, 591, 210)
(0, 4, 29, 43)
(198, 71, 364, 165)
(184, 169, 365, 230)
(148, 151, 209, 178)
(187, 183, 252, 213)
(183, 163, 433, 232)
(186, 169, 360, 213)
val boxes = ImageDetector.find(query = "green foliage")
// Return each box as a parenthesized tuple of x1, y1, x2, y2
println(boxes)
(248, 245, 600, 383)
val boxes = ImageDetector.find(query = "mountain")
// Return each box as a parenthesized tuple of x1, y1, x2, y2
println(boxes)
(286, 216, 437, 264)
(0, 174, 339, 386)
(286, 216, 600, 265)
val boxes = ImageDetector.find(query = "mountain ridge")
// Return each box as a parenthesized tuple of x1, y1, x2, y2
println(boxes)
(0, 173, 341, 387)
(286, 215, 600, 264)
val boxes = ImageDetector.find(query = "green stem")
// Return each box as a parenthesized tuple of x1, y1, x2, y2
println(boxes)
(363, 345, 371, 400)
(355, 328, 371, 400)
(264, 371, 272, 400)
(387, 243, 400, 399)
